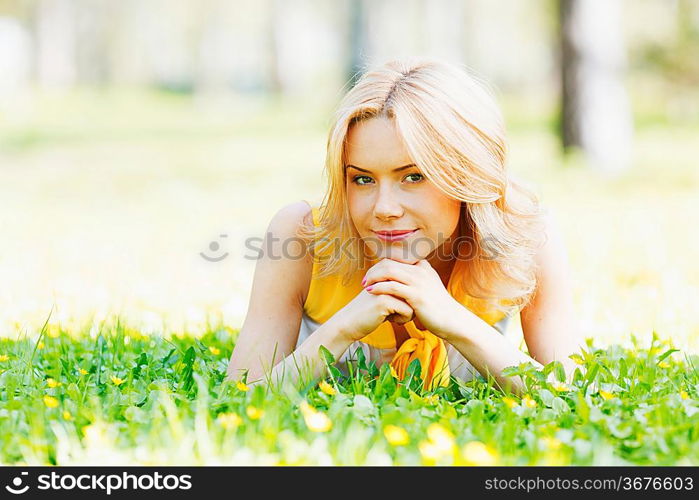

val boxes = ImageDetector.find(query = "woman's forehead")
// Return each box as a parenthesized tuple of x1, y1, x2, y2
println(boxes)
(345, 117, 413, 170)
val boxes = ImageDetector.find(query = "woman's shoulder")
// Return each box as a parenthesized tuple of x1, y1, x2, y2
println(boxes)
(269, 200, 314, 231)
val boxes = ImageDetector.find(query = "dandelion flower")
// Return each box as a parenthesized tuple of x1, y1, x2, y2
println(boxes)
(680, 391, 690, 400)
(502, 396, 519, 409)
(462, 441, 498, 466)
(424, 394, 438, 405)
(599, 390, 616, 400)
(37, 342, 45, 350)
(46, 378, 62, 388)
(299, 402, 332, 432)
(246, 406, 264, 420)
(657, 361, 670, 369)
(78, 368, 88, 376)
(541, 437, 562, 450)
(383, 425, 409, 446)
(110, 376, 125, 386)
(426, 423, 455, 454)
(419, 440, 443, 462)
(63, 411, 73, 421)
(209, 346, 221, 356)
(43, 396, 59, 408)
(217, 413, 243, 430)
(552, 382, 570, 392)
(236, 381, 249, 392)
(569, 354, 585, 365)
(522, 395, 537, 408)
(303, 409, 332, 433)
(0, 354, 9, 362)
(318, 380, 336, 396)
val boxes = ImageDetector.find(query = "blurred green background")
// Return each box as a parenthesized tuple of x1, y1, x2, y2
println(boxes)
(0, 0, 697, 353)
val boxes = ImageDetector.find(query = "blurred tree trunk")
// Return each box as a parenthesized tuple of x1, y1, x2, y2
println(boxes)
(266, 0, 283, 95)
(559, 0, 633, 173)
(347, 0, 367, 88)
(34, 0, 77, 88)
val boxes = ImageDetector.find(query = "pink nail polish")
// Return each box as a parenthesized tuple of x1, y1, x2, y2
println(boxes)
(366, 285, 373, 291)
(361, 277, 366, 286)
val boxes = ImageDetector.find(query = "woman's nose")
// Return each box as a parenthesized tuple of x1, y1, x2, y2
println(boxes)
(373, 185, 404, 220)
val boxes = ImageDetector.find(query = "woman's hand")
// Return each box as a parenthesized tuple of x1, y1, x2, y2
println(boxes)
(362, 258, 465, 340)
(330, 287, 416, 343)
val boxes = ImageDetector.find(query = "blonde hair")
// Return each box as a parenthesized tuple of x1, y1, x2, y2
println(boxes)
(299, 57, 545, 316)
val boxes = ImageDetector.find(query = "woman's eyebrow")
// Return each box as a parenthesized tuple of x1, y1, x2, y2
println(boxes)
(345, 163, 416, 173)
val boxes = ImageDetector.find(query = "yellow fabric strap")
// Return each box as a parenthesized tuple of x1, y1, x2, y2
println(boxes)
(380, 321, 450, 391)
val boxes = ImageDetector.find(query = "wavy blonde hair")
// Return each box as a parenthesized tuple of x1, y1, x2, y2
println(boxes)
(299, 57, 546, 316)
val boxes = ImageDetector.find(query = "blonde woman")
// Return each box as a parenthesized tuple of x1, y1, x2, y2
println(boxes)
(227, 57, 583, 395)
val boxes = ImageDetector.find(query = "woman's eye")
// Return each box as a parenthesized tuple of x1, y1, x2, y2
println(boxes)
(404, 173, 424, 183)
(352, 175, 374, 185)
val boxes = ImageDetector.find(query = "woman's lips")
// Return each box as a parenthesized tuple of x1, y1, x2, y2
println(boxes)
(372, 229, 418, 242)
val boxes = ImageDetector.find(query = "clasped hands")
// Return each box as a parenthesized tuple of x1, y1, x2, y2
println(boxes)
(361, 258, 466, 341)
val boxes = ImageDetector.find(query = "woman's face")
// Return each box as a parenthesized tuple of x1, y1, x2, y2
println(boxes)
(345, 116, 461, 265)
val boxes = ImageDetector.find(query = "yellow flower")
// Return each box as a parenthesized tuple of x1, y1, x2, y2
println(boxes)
(522, 395, 537, 408)
(680, 391, 690, 400)
(599, 390, 616, 400)
(217, 412, 243, 429)
(423, 394, 439, 405)
(318, 380, 336, 396)
(419, 440, 444, 462)
(246, 406, 264, 420)
(0, 354, 9, 362)
(47, 324, 61, 338)
(110, 376, 125, 386)
(78, 368, 88, 375)
(43, 395, 59, 408)
(552, 382, 570, 392)
(389, 364, 400, 379)
(299, 401, 332, 432)
(426, 423, 455, 454)
(658, 361, 670, 369)
(541, 436, 562, 450)
(46, 378, 61, 388)
(62, 410, 73, 421)
(209, 346, 220, 355)
(502, 396, 519, 409)
(37, 342, 45, 350)
(383, 425, 410, 446)
(461, 441, 498, 465)
(236, 381, 249, 392)
(569, 354, 585, 365)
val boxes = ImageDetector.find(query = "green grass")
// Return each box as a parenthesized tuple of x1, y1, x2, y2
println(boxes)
(0, 317, 696, 465)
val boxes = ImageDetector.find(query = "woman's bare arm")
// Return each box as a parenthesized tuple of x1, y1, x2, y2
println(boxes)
(519, 210, 585, 378)
(226, 201, 355, 387)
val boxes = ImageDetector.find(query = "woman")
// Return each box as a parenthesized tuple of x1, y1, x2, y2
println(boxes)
(227, 57, 583, 395)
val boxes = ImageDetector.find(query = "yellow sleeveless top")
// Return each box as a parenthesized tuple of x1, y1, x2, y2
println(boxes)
(303, 207, 508, 390)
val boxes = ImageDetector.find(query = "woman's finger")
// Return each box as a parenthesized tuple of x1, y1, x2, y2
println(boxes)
(363, 259, 416, 288)
(366, 280, 415, 304)
(382, 295, 414, 324)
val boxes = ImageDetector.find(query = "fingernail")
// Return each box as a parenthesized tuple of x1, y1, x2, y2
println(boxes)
(361, 277, 366, 286)
(366, 286, 373, 291)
